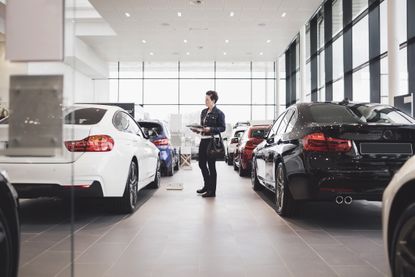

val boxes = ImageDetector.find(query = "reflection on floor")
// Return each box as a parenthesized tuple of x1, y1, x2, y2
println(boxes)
(18, 162, 388, 277)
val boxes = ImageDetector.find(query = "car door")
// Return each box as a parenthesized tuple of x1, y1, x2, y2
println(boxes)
(123, 114, 157, 185)
(264, 108, 295, 185)
(255, 112, 285, 182)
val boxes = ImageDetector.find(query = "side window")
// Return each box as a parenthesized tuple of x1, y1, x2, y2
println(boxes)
(113, 112, 129, 132)
(285, 109, 297, 134)
(270, 112, 285, 136)
(125, 114, 140, 135)
(277, 109, 294, 136)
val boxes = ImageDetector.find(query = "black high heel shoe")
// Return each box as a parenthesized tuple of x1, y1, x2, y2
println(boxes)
(197, 187, 207, 194)
(202, 192, 215, 198)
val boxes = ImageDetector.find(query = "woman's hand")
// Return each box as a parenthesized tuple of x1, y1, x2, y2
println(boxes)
(203, 127, 211, 134)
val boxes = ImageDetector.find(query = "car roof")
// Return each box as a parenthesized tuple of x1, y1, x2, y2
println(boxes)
(72, 104, 124, 112)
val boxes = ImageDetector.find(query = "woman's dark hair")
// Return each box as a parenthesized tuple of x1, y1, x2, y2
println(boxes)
(206, 90, 219, 103)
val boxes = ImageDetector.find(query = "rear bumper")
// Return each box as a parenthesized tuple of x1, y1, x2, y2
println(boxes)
(13, 181, 104, 198)
(288, 169, 394, 201)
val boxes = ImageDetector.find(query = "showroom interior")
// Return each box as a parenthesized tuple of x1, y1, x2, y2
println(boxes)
(1, 0, 415, 276)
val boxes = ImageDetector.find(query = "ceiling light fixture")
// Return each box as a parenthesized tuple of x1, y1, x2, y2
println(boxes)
(225, 39, 229, 43)
(184, 39, 188, 43)
(266, 39, 271, 43)
(223, 52, 227, 55)
(281, 12, 287, 18)
(125, 12, 131, 17)
(230, 11, 235, 17)
(142, 40, 147, 44)
(259, 52, 264, 56)
(150, 52, 154, 56)
(178, 12, 182, 17)
(186, 52, 190, 55)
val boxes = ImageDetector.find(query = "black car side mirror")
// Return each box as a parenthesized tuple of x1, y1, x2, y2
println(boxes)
(266, 137, 274, 144)
(231, 138, 239, 144)
(142, 130, 150, 139)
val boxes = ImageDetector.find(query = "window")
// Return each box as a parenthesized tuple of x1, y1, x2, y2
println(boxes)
(143, 80, 178, 104)
(352, 0, 368, 19)
(216, 62, 250, 78)
(353, 15, 369, 68)
(353, 66, 370, 102)
(270, 112, 285, 136)
(144, 62, 178, 78)
(125, 114, 141, 135)
(180, 62, 214, 78)
(180, 80, 214, 105)
(333, 36, 344, 79)
(216, 80, 250, 104)
(119, 80, 142, 104)
(333, 0, 343, 35)
(65, 108, 107, 125)
(285, 110, 297, 133)
(277, 109, 294, 136)
(113, 112, 130, 131)
(119, 62, 142, 78)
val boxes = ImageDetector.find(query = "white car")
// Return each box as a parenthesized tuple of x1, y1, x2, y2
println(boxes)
(225, 126, 248, 165)
(0, 104, 160, 213)
(383, 155, 415, 276)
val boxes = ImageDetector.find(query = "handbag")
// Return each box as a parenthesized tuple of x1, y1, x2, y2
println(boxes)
(206, 133, 225, 159)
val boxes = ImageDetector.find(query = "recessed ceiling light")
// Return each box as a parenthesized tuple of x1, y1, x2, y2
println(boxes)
(259, 52, 264, 56)
(150, 52, 154, 56)
(223, 52, 227, 55)
(186, 52, 190, 55)
(281, 12, 287, 18)
(225, 39, 229, 43)
(266, 39, 271, 43)
(230, 11, 235, 17)
(177, 12, 182, 17)
(184, 39, 188, 43)
(125, 12, 131, 17)
(142, 40, 147, 44)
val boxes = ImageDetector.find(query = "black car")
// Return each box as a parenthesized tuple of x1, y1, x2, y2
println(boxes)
(0, 172, 20, 277)
(138, 120, 179, 176)
(252, 101, 415, 217)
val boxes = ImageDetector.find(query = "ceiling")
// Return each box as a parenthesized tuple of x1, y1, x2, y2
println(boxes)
(75, 0, 322, 62)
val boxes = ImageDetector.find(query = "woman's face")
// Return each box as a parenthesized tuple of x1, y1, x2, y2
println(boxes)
(205, 95, 214, 107)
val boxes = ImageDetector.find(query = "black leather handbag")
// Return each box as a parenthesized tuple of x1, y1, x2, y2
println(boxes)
(207, 133, 225, 159)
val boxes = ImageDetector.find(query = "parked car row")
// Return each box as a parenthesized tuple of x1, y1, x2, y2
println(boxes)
(227, 101, 415, 277)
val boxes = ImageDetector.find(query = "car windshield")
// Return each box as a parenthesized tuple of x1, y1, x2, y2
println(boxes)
(307, 103, 415, 125)
(64, 108, 107, 125)
(251, 128, 267, 138)
(138, 122, 165, 138)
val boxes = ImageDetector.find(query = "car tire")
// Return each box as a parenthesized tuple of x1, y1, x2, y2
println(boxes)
(275, 163, 297, 217)
(238, 159, 247, 177)
(174, 158, 179, 171)
(391, 203, 415, 277)
(227, 155, 233, 165)
(0, 209, 14, 277)
(149, 159, 161, 189)
(166, 162, 174, 176)
(114, 161, 138, 214)
(251, 160, 262, 191)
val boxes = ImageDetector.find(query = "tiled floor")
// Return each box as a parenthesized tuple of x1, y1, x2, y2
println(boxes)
(18, 161, 388, 277)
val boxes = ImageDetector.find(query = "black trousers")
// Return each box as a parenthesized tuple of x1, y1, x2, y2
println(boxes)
(198, 138, 217, 194)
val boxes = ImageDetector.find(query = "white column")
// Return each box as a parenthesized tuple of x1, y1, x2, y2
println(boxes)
(387, 0, 400, 106)
(275, 58, 280, 117)
(300, 25, 307, 103)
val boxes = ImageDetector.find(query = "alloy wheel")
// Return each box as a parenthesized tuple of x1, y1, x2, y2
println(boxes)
(276, 166, 285, 212)
(128, 163, 138, 208)
(0, 212, 11, 277)
(394, 217, 415, 276)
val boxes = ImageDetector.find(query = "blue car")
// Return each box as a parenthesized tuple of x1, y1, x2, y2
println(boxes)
(138, 120, 179, 176)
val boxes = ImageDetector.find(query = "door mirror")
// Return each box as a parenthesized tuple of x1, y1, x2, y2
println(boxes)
(266, 136, 274, 144)
(231, 137, 239, 144)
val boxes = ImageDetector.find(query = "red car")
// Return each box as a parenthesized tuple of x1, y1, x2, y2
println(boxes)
(234, 125, 271, 176)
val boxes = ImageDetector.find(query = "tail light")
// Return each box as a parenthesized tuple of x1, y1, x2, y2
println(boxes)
(154, 138, 170, 146)
(303, 132, 352, 152)
(65, 135, 114, 152)
(245, 140, 256, 150)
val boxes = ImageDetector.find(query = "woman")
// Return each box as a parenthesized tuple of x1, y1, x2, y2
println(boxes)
(196, 90, 226, 198)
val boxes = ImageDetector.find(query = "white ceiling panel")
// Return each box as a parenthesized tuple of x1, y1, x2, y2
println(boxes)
(79, 0, 322, 62)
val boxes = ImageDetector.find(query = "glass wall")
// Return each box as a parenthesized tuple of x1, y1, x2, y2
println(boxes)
(96, 61, 276, 128)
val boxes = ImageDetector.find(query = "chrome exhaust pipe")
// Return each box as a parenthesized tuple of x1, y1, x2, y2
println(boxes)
(344, 196, 353, 205)
(335, 196, 344, 205)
